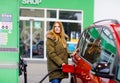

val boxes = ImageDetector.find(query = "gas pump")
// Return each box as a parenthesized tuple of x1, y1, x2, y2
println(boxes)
(0, 0, 19, 83)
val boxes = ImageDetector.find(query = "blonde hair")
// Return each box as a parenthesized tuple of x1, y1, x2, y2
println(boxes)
(51, 21, 67, 48)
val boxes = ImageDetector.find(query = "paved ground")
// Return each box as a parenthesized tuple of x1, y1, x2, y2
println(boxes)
(19, 60, 70, 83)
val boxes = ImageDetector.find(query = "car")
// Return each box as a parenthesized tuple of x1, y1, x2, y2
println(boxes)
(70, 19, 120, 83)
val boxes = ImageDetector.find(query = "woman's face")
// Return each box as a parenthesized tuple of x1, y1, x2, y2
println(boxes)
(54, 23, 61, 34)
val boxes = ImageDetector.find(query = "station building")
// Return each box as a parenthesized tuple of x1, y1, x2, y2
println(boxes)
(19, 0, 94, 60)
(0, 0, 93, 82)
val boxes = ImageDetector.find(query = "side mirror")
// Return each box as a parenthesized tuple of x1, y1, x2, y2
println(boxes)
(91, 62, 114, 79)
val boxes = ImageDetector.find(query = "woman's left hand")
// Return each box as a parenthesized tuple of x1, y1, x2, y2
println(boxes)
(70, 48, 80, 57)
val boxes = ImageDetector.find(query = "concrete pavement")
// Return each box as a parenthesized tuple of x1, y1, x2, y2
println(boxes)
(19, 60, 70, 83)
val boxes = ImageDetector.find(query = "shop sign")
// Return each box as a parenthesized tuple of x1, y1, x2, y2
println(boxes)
(22, 0, 42, 5)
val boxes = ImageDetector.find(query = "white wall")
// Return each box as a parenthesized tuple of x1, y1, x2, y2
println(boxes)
(94, 0, 120, 22)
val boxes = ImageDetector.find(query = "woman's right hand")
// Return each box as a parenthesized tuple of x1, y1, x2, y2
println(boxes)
(62, 63, 66, 66)
(70, 52, 76, 57)
(70, 48, 80, 57)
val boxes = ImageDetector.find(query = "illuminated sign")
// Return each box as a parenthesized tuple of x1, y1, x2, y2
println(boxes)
(22, 0, 42, 4)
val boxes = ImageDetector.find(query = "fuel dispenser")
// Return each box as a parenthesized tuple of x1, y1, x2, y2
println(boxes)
(0, 0, 19, 83)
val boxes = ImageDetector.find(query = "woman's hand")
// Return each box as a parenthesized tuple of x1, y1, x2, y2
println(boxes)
(70, 52, 76, 57)
(62, 63, 66, 66)
(70, 48, 80, 57)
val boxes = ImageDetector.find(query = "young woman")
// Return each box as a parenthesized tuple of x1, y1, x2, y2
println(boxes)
(46, 22, 70, 83)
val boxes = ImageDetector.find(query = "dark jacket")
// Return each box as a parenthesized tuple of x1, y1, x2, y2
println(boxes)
(46, 31, 69, 81)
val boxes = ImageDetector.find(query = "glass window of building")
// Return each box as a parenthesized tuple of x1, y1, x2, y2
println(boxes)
(32, 21, 44, 58)
(20, 9, 44, 17)
(20, 8, 83, 60)
(20, 20, 30, 58)
(47, 10, 57, 18)
(47, 22, 81, 42)
(59, 10, 82, 20)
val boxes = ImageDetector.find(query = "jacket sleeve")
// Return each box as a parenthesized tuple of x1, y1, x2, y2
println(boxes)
(46, 39, 64, 66)
(67, 51, 71, 58)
